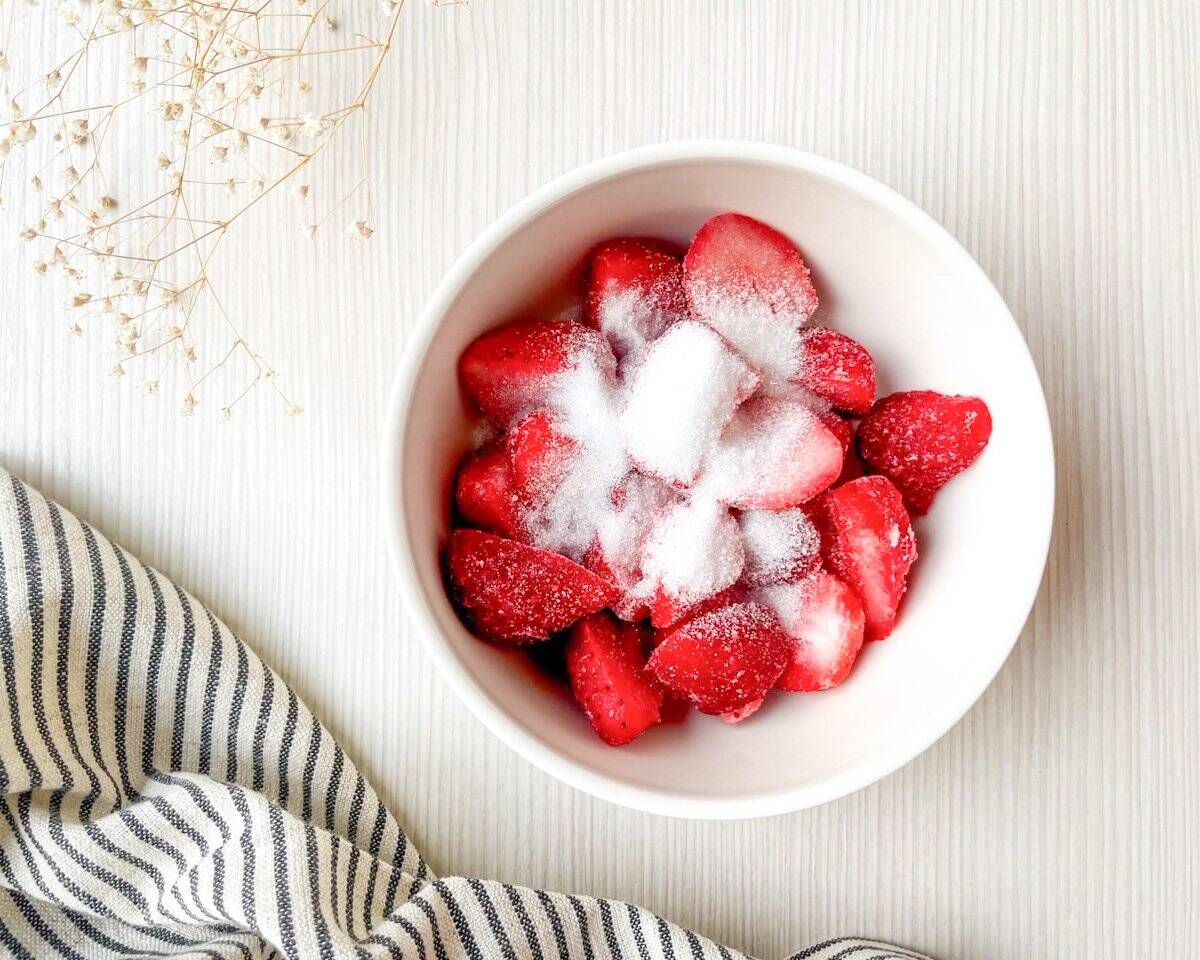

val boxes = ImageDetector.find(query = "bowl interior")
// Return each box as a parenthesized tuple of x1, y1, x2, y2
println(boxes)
(393, 151, 1052, 817)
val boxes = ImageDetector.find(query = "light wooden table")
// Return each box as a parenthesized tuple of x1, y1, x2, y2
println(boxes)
(2, 2, 1197, 957)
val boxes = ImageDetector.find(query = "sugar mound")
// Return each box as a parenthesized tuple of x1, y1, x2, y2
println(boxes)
(738, 508, 820, 586)
(640, 497, 744, 608)
(687, 288, 806, 390)
(597, 285, 682, 364)
(520, 360, 629, 561)
(620, 321, 760, 485)
(703, 396, 822, 507)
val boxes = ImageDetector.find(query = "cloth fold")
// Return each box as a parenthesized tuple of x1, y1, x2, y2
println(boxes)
(0, 467, 929, 960)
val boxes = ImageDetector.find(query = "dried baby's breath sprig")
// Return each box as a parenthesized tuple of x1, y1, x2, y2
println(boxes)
(0, 0, 425, 416)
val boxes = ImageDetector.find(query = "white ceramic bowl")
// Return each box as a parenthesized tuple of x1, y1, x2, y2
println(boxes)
(382, 141, 1054, 820)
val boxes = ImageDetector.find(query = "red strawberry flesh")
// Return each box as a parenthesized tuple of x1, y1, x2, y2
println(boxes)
(648, 601, 789, 715)
(446, 530, 619, 643)
(813, 476, 917, 642)
(585, 238, 687, 359)
(454, 447, 525, 540)
(458, 319, 616, 428)
(566, 614, 663, 746)
(796, 327, 877, 415)
(857, 390, 993, 514)
(756, 570, 866, 691)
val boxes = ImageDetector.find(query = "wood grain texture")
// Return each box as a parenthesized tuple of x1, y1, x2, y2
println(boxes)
(2, 2, 1198, 957)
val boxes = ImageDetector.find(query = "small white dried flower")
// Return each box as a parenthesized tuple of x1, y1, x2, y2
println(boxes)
(72, 293, 92, 307)
(212, 146, 228, 161)
(0, 138, 11, 158)
(296, 184, 310, 200)
(297, 80, 312, 94)
(303, 224, 318, 239)
(111, 363, 125, 378)
(68, 323, 82, 337)
(157, 153, 172, 170)
(13, 121, 36, 144)
(181, 393, 196, 416)
(33, 261, 47, 276)
(99, 195, 117, 210)
(46, 70, 62, 89)
(160, 101, 184, 121)
(131, 56, 148, 75)
(287, 404, 303, 417)
(183, 346, 196, 364)
(302, 113, 323, 136)
(30, 176, 43, 192)
(129, 78, 146, 95)
(0, 52, 9, 73)
(351, 220, 375, 240)
(19, 227, 36, 241)
(144, 380, 159, 396)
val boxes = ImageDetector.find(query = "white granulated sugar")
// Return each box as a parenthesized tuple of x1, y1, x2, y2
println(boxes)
(738, 508, 820, 586)
(620, 321, 760, 485)
(756, 576, 841, 665)
(640, 496, 744, 607)
(705, 397, 819, 506)
(594, 472, 678, 580)
(521, 360, 630, 561)
(597, 285, 680, 364)
(688, 284, 807, 390)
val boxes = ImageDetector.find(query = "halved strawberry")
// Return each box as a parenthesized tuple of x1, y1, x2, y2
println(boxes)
(857, 390, 993, 514)
(756, 571, 866, 691)
(458, 320, 616, 427)
(454, 446, 525, 540)
(648, 601, 789, 715)
(566, 614, 663, 746)
(505, 409, 578, 506)
(684, 213, 819, 324)
(812, 476, 917, 642)
(585, 238, 687, 359)
(446, 530, 619, 643)
(683, 213, 819, 387)
(796, 327, 877, 415)
(707, 396, 844, 509)
(650, 582, 748, 631)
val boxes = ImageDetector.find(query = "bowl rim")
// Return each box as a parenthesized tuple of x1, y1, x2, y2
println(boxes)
(381, 139, 1055, 820)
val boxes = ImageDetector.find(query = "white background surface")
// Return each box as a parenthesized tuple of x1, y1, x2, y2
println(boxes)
(2, 2, 1197, 958)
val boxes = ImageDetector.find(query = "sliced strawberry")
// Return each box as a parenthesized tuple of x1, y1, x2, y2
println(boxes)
(505, 409, 578, 506)
(458, 319, 616, 428)
(683, 213, 819, 387)
(650, 582, 748, 631)
(707, 396, 844, 509)
(684, 213, 819, 323)
(720, 697, 764, 724)
(756, 571, 866, 691)
(738, 509, 821, 587)
(566, 614, 663, 746)
(648, 601, 789, 715)
(454, 446, 525, 540)
(812, 476, 917, 642)
(446, 530, 619, 643)
(857, 390, 993, 514)
(585, 238, 687, 359)
(796, 327, 877, 415)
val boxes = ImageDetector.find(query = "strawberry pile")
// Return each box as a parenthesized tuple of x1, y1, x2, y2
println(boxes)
(445, 213, 992, 747)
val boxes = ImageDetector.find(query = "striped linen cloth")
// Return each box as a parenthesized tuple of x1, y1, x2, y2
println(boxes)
(0, 467, 930, 960)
